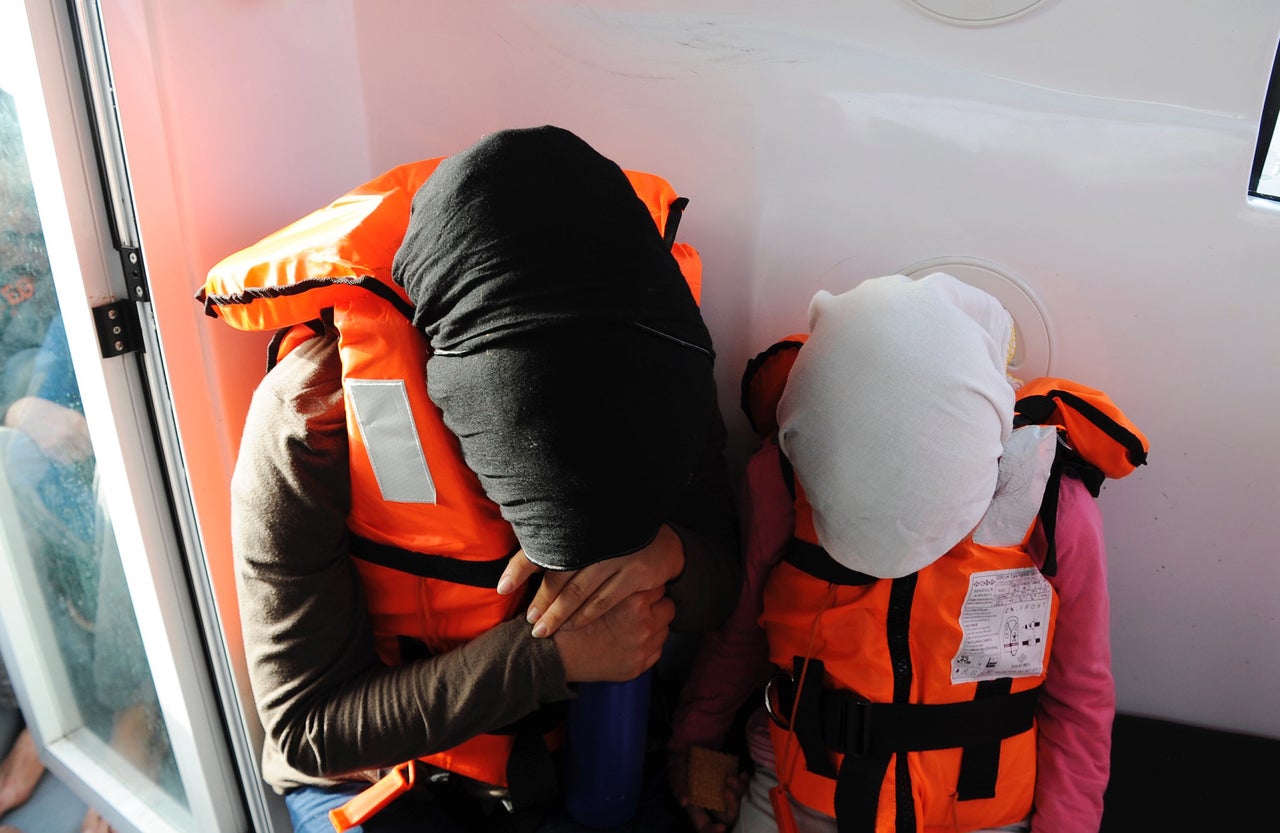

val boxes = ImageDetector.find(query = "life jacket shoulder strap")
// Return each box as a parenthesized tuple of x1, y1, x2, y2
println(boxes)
(1014, 377, 1148, 577)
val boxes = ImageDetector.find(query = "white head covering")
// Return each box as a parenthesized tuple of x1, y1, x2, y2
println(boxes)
(777, 272, 1020, 578)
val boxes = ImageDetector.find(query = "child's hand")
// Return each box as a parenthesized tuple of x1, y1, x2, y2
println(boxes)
(667, 746, 746, 833)
(498, 524, 685, 638)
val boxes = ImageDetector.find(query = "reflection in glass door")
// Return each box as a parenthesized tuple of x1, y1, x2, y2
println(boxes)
(0, 1, 247, 830)
(0, 85, 187, 827)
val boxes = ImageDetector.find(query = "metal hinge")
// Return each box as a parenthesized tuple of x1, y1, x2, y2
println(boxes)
(92, 299, 145, 357)
(120, 246, 149, 302)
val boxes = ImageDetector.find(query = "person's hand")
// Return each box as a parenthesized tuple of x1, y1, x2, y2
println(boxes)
(0, 728, 44, 817)
(667, 747, 747, 833)
(80, 808, 116, 833)
(554, 587, 674, 682)
(3, 396, 91, 465)
(498, 524, 685, 638)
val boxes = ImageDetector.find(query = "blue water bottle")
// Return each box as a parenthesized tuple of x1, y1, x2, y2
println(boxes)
(563, 669, 653, 828)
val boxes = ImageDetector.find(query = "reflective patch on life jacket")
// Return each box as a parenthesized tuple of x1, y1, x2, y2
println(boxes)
(346, 379, 437, 504)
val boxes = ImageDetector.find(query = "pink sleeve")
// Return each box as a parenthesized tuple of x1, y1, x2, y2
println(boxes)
(1029, 475, 1115, 833)
(669, 442, 793, 753)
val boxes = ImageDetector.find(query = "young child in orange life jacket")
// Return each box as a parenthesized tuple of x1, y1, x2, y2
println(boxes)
(668, 272, 1146, 833)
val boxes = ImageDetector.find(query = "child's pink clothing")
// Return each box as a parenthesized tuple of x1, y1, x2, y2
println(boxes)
(670, 440, 1114, 833)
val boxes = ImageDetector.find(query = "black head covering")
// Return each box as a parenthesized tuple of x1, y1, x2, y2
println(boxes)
(393, 126, 715, 570)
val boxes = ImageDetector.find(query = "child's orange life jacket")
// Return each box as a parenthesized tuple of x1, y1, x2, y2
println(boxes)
(741, 338, 1148, 833)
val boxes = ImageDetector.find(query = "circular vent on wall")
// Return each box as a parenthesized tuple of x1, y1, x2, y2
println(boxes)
(899, 256, 1053, 381)
(902, 0, 1051, 26)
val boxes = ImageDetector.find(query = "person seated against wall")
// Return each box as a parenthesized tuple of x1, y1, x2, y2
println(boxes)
(667, 273, 1146, 833)
(226, 126, 740, 833)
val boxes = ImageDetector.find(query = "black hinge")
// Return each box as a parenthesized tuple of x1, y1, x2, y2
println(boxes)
(92, 299, 144, 357)
(120, 246, 149, 302)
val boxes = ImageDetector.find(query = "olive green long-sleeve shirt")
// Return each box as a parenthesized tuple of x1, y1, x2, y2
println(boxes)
(232, 334, 739, 792)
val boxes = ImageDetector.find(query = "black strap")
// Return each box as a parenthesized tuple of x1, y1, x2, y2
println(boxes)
(265, 315, 329, 371)
(792, 657, 838, 779)
(778, 677, 1042, 761)
(349, 534, 514, 588)
(835, 750, 894, 833)
(784, 539, 879, 586)
(778, 452, 879, 587)
(823, 687, 1040, 757)
(886, 576, 917, 833)
(663, 196, 690, 249)
(956, 678, 1014, 800)
(1036, 453, 1065, 578)
(201, 273, 415, 322)
(781, 675, 1040, 832)
(834, 687, 1039, 833)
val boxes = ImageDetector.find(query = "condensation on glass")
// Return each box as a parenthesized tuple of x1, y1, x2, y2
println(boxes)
(0, 86, 187, 819)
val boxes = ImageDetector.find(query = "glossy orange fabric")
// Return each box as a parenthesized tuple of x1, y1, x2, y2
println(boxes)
(761, 534, 1056, 832)
(201, 160, 698, 327)
(201, 159, 442, 330)
(1016, 376, 1149, 480)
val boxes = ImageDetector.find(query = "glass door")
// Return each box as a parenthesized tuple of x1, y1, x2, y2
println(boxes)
(0, 1, 247, 831)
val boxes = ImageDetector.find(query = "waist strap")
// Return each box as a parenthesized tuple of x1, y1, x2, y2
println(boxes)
(773, 666, 1039, 761)
(349, 533, 514, 587)
(773, 659, 1040, 833)
(783, 538, 878, 586)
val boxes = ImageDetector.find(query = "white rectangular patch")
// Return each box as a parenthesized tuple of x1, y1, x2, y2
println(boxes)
(345, 379, 437, 504)
(951, 567, 1052, 684)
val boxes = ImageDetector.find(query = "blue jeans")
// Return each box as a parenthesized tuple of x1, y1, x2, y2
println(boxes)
(285, 782, 467, 833)
(284, 764, 691, 833)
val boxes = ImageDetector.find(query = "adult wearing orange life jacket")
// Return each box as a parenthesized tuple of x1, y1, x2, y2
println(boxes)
(213, 127, 740, 832)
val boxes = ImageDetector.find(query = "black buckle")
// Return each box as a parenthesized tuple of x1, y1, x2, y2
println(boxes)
(831, 694, 874, 758)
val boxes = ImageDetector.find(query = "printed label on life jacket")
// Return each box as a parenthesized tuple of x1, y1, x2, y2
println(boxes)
(951, 567, 1052, 683)
(346, 379, 437, 504)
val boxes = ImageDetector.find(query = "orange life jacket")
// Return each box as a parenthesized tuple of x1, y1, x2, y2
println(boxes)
(199, 157, 704, 825)
(740, 339, 1148, 833)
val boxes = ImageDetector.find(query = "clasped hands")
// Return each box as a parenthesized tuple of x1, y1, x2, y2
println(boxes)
(497, 524, 684, 683)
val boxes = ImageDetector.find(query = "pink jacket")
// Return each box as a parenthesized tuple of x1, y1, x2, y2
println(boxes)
(670, 441, 1114, 833)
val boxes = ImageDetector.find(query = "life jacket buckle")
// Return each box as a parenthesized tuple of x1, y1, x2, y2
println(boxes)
(832, 695, 873, 758)
(764, 672, 793, 730)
